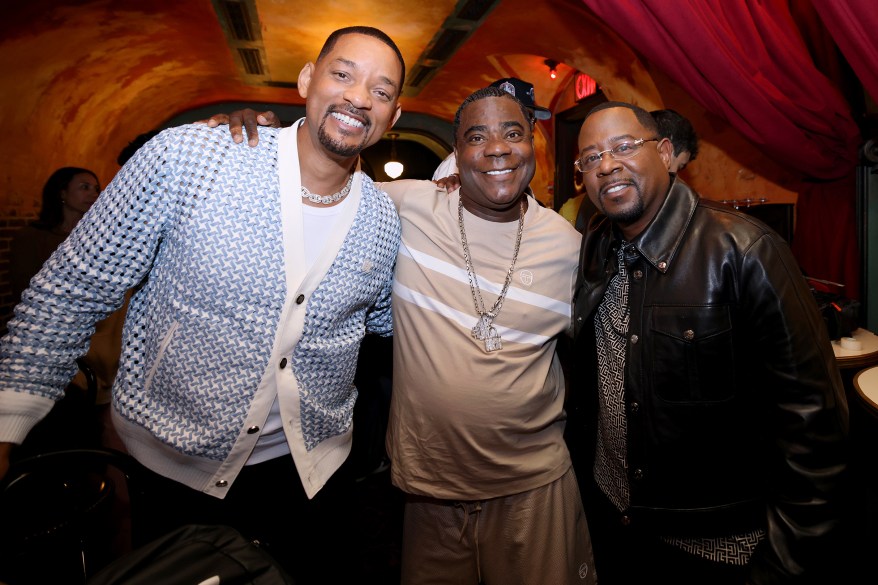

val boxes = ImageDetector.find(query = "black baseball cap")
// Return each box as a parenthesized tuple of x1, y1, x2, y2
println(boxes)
(489, 77, 552, 120)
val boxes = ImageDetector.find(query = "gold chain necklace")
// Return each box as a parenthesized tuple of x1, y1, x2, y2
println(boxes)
(458, 197, 525, 352)
(301, 173, 353, 205)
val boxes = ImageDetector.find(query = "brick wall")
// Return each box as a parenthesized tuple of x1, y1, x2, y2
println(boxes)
(0, 216, 36, 336)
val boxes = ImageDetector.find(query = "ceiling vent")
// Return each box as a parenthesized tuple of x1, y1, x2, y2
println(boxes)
(404, 0, 502, 96)
(456, 0, 497, 22)
(237, 48, 264, 76)
(212, 0, 270, 83)
(423, 29, 468, 62)
(221, 0, 255, 41)
(408, 65, 438, 88)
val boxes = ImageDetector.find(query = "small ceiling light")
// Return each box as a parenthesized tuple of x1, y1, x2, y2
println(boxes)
(545, 59, 558, 80)
(384, 133, 404, 179)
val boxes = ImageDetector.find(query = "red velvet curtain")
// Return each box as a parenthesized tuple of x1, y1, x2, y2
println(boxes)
(580, 0, 863, 297)
(810, 0, 878, 104)
(579, 0, 860, 180)
(791, 176, 860, 298)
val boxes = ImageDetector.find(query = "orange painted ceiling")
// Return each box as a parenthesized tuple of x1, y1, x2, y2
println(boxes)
(1, 0, 654, 211)
(0, 0, 870, 214)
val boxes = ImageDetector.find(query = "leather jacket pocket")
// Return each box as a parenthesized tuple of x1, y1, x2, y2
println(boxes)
(650, 306, 734, 402)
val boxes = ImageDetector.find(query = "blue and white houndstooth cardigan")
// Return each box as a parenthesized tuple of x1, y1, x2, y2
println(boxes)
(0, 123, 400, 498)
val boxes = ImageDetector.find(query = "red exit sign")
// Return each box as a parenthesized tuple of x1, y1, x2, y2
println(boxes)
(574, 72, 597, 101)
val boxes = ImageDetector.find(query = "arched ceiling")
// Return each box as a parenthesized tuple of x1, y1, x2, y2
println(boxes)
(2, 0, 654, 214)
(5, 0, 872, 216)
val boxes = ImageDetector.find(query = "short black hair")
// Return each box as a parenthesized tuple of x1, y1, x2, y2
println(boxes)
(453, 86, 533, 142)
(651, 108, 699, 161)
(317, 26, 406, 90)
(586, 101, 659, 135)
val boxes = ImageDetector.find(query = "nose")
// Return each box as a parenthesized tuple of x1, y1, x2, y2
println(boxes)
(343, 83, 372, 110)
(595, 150, 621, 175)
(484, 135, 512, 157)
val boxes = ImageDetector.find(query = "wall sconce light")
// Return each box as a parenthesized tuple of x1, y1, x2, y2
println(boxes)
(384, 133, 404, 179)
(544, 59, 558, 80)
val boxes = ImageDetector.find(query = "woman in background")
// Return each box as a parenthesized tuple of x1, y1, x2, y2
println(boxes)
(10, 166, 128, 452)
(10, 166, 101, 300)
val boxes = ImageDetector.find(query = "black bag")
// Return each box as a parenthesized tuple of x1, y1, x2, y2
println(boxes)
(808, 277, 861, 340)
(87, 524, 295, 585)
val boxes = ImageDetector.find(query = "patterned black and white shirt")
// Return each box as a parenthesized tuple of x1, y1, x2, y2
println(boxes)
(593, 242, 764, 566)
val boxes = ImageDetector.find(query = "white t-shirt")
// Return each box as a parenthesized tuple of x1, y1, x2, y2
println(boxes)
(431, 152, 458, 181)
(247, 195, 353, 464)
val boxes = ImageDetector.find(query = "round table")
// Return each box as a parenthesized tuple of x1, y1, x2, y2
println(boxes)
(854, 366, 878, 416)
(832, 328, 878, 371)
(850, 367, 878, 568)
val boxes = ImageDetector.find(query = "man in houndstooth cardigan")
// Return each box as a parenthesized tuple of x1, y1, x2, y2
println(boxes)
(0, 26, 404, 583)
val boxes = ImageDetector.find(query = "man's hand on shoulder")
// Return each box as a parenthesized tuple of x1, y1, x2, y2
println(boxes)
(434, 173, 460, 193)
(196, 109, 281, 147)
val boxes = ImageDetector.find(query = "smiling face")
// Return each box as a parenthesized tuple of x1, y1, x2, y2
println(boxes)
(298, 32, 402, 161)
(455, 95, 535, 222)
(577, 106, 673, 240)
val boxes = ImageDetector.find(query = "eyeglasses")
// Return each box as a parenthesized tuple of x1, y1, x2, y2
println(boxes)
(574, 138, 659, 173)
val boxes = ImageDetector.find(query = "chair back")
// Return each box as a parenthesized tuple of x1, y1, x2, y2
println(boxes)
(0, 448, 148, 585)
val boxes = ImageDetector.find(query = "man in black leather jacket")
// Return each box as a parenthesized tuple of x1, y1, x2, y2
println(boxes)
(568, 101, 849, 585)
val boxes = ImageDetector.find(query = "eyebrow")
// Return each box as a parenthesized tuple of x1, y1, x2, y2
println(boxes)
(579, 133, 637, 153)
(332, 57, 399, 92)
(463, 119, 525, 136)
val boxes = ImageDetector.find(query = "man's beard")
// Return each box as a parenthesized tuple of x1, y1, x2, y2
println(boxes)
(601, 189, 645, 225)
(317, 108, 371, 157)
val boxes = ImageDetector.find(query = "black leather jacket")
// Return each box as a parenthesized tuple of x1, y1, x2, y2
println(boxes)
(571, 179, 849, 583)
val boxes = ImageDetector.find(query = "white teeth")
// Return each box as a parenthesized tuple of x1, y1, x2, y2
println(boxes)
(486, 169, 513, 175)
(332, 112, 364, 128)
(606, 184, 627, 194)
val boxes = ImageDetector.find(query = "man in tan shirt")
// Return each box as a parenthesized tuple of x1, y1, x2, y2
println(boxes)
(213, 86, 596, 584)
(379, 86, 594, 584)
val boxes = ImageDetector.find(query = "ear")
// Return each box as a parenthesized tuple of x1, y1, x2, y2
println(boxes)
(297, 62, 314, 99)
(656, 137, 674, 170)
(387, 102, 402, 130)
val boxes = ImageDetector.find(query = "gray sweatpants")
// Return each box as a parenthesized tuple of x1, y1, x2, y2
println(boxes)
(400, 467, 597, 585)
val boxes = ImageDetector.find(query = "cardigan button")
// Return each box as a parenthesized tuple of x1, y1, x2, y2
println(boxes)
(683, 329, 695, 340)
(632, 269, 643, 280)
(630, 401, 640, 414)
(247, 426, 260, 434)
(215, 480, 229, 488)
(296, 294, 305, 304)
(620, 514, 631, 526)
(280, 358, 288, 369)
(632, 468, 644, 481)
(630, 334, 639, 344)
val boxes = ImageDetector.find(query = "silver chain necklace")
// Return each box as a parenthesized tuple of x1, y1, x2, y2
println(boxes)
(301, 173, 353, 205)
(458, 196, 525, 352)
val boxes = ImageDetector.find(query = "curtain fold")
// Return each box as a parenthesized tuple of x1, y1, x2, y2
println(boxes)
(579, 0, 860, 180)
(792, 175, 860, 299)
(580, 0, 863, 297)
(810, 0, 878, 105)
